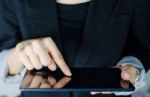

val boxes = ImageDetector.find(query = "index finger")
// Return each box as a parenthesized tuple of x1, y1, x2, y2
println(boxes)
(43, 37, 72, 76)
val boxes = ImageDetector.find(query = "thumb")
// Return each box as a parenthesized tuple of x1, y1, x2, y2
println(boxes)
(121, 69, 131, 81)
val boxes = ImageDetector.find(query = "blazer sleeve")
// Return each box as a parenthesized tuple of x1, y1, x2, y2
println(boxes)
(0, 0, 20, 52)
(123, 0, 150, 71)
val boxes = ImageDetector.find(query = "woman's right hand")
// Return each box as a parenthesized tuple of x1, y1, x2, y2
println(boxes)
(7, 37, 72, 76)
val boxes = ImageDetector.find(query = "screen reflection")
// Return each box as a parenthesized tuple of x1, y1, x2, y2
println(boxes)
(21, 71, 71, 89)
(20, 68, 134, 92)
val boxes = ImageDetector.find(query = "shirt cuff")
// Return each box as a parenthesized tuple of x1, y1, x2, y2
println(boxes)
(0, 49, 26, 97)
(0, 49, 26, 83)
(114, 56, 146, 96)
(0, 68, 26, 97)
(0, 49, 11, 82)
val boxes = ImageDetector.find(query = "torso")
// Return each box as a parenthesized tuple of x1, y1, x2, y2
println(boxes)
(57, 2, 90, 66)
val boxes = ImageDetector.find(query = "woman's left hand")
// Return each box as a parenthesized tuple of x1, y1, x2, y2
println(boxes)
(90, 65, 138, 95)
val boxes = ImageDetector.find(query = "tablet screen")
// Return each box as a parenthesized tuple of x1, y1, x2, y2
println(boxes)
(20, 68, 135, 92)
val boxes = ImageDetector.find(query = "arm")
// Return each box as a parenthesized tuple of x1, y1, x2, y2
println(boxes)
(0, 49, 26, 97)
(91, 56, 146, 96)
(117, 56, 145, 85)
(114, 0, 149, 95)
(0, 0, 71, 76)
(115, 0, 149, 95)
(0, 1, 26, 96)
(0, 50, 11, 81)
(114, 56, 146, 96)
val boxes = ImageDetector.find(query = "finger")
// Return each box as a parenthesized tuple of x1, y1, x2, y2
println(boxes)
(124, 66, 137, 83)
(24, 45, 42, 70)
(121, 69, 130, 81)
(43, 37, 72, 76)
(29, 75, 43, 88)
(54, 77, 71, 88)
(48, 76, 56, 86)
(48, 60, 57, 71)
(120, 80, 129, 89)
(19, 51, 34, 70)
(121, 66, 137, 82)
(32, 41, 52, 66)
(16, 42, 29, 52)
(40, 79, 51, 88)
(20, 73, 34, 88)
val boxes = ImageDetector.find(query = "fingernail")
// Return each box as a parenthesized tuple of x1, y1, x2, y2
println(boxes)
(51, 65, 57, 71)
(43, 62, 50, 67)
(66, 71, 72, 76)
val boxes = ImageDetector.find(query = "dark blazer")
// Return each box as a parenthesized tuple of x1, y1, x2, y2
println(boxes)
(0, 0, 149, 97)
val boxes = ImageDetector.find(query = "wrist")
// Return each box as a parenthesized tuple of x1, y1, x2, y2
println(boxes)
(7, 49, 24, 75)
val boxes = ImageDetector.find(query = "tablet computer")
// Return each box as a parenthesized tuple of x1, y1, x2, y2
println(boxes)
(20, 68, 135, 92)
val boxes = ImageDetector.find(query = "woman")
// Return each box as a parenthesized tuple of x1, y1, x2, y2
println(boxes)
(0, 0, 149, 97)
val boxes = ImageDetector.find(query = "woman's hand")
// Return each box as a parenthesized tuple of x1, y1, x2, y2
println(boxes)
(91, 65, 139, 95)
(7, 37, 72, 76)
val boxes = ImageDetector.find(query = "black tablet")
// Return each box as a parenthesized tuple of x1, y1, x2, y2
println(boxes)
(20, 68, 135, 92)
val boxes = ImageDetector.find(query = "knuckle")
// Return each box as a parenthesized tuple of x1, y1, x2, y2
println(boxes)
(16, 43, 24, 51)
(16, 43, 22, 48)
(32, 40, 44, 51)
(55, 57, 65, 66)
(44, 37, 53, 42)
(32, 40, 40, 46)
(25, 45, 31, 50)
(18, 51, 25, 57)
